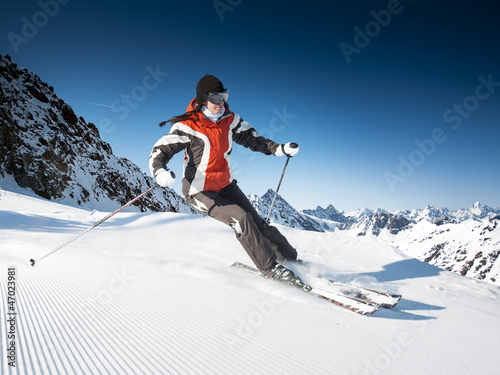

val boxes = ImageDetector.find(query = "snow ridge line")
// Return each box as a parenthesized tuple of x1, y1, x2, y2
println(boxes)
(44, 267, 153, 374)
(30, 265, 190, 375)
(16, 260, 275, 374)
(13, 266, 144, 374)
(109, 272, 240, 374)
(84, 275, 227, 375)
(19, 268, 114, 374)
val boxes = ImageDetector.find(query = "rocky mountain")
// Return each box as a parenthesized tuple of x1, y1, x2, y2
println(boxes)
(303, 204, 351, 223)
(249, 189, 323, 232)
(0, 55, 193, 214)
(349, 211, 414, 236)
(255, 190, 500, 285)
(394, 217, 500, 284)
(394, 202, 500, 224)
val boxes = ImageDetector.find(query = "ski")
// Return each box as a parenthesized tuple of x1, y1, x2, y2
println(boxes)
(287, 261, 402, 309)
(231, 262, 381, 316)
(326, 280, 402, 309)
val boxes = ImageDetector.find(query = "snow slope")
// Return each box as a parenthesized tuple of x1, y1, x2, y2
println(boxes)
(1, 190, 500, 375)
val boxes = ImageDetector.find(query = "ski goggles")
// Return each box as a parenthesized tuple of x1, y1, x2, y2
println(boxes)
(206, 90, 229, 105)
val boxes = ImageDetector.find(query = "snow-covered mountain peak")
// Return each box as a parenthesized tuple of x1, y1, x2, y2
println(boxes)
(263, 195, 500, 285)
(302, 204, 349, 223)
(251, 189, 323, 232)
(0, 54, 193, 214)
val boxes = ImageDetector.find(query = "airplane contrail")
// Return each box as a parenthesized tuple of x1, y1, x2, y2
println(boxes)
(82, 101, 113, 108)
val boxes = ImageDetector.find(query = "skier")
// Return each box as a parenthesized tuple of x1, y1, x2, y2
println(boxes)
(149, 74, 303, 286)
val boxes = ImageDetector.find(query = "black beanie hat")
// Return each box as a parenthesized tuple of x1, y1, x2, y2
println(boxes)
(196, 75, 225, 99)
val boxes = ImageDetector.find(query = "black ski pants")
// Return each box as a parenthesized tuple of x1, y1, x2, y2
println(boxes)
(185, 180, 297, 271)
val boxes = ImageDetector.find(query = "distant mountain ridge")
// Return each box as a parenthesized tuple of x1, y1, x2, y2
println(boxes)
(394, 202, 500, 224)
(255, 189, 500, 234)
(249, 189, 324, 232)
(253, 190, 500, 285)
(303, 204, 351, 224)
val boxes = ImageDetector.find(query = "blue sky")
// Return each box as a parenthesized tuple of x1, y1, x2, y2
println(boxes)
(2, 0, 499, 212)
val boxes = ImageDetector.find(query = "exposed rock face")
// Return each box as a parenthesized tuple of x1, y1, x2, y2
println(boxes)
(0, 54, 193, 213)
(398, 217, 500, 284)
(303, 204, 350, 223)
(249, 190, 324, 232)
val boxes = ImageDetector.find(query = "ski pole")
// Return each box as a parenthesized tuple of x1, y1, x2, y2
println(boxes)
(30, 183, 160, 267)
(265, 143, 298, 223)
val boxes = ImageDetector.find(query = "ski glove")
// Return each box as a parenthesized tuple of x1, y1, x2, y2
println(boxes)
(275, 142, 299, 157)
(155, 168, 175, 187)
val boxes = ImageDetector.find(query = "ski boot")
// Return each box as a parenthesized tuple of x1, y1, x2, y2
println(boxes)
(262, 262, 311, 291)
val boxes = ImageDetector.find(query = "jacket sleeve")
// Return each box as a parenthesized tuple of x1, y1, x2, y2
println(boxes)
(148, 124, 190, 177)
(231, 115, 280, 155)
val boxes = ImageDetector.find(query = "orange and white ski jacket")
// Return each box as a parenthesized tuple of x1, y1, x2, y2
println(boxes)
(149, 98, 280, 197)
